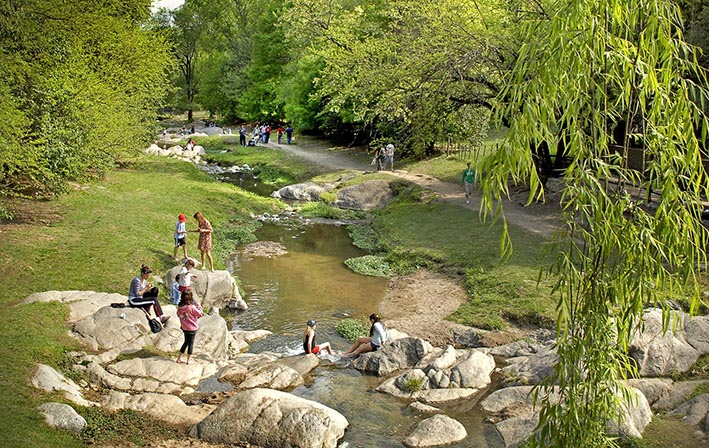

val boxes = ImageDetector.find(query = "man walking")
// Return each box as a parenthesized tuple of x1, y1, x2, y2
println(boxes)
(461, 162, 476, 204)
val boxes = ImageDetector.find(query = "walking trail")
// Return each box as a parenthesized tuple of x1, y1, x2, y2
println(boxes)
(263, 137, 563, 239)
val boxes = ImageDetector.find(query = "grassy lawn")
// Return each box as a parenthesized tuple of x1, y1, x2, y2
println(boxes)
(0, 155, 282, 447)
(373, 200, 557, 330)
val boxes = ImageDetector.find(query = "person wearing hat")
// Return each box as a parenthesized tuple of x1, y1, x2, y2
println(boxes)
(303, 319, 333, 355)
(128, 264, 170, 325)
(173, 213, 188, 261)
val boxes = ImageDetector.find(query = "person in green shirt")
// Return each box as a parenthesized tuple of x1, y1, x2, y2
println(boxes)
(461, 162, 476, 204)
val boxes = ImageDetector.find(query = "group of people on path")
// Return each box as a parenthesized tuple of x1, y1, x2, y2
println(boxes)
(238, 124, 294, 146)
(372, 144, 395, 171)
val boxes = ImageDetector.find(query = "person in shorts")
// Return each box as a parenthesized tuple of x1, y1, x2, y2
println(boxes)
(173, 213, 188, 261)
(344, 314, 388, 357)
(303, 319, 333, 355)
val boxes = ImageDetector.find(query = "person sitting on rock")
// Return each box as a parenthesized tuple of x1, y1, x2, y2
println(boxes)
(303, 319, 332, 356)
(343, 314, 388, 357)
(128, 264, 170, 325)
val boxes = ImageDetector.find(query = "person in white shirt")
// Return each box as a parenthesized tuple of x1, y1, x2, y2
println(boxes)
(343, 314, 388, 357)
(385, 144, 395, 171)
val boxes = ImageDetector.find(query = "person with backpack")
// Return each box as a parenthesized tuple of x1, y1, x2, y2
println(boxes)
(128, 264, 170, 325)
(176, 290, 203, 364)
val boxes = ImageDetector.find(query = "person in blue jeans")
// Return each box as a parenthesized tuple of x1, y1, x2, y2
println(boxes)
(285, 125, 293, 144)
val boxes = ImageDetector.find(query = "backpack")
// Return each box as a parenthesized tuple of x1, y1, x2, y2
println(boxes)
(147, 317, 163, 334)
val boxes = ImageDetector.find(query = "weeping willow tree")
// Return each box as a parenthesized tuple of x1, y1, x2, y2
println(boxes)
(480, 0, 709, 446)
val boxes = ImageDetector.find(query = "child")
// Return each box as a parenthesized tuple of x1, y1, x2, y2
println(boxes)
(303, 319, 333, 355)
(170, 275, 181, 305)
(176, 290, 203, 364)
(173, 214, 188, 261)
(178, 259, 196, 292)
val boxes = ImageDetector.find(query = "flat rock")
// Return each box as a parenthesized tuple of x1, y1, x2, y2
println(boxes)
(102, 390, 214, 427)
(37, 402, 87, 433)
(31, 364, 96, 407)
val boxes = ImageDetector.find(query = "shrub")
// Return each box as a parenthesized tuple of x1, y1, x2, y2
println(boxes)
(344, 255, 391, 277)
(403, 377, 424, 393)
(336, 318, 369, 342)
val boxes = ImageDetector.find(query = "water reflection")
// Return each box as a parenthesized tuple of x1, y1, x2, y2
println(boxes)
(228, 223, 388, 334)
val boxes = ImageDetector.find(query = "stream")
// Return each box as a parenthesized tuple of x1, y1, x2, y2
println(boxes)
(224, 222, 504, 448)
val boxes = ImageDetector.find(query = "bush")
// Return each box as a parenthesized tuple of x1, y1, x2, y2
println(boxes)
(344, 255, 391, 277)
(403, 377, 424, 393)
(336, 318, 369, 342)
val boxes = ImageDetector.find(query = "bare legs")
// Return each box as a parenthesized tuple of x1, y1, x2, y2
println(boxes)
(319, 342, 333, 355)
(200, 249, 214, 271)
(344, 336, 373, 356)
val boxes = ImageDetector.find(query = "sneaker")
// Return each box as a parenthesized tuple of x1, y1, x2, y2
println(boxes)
(161, 316, 171, 325)
(466, 199, 470, 204)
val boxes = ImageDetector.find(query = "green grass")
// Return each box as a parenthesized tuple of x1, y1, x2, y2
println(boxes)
(0, 155, 283, 448)
(374, 201, 557, 330)
(619, 415, 708, 448)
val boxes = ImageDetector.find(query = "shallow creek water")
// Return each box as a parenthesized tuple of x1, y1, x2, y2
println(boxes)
(224, 223, 503, 447)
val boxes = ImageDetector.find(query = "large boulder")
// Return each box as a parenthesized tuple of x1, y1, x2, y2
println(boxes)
(669, 394, 709, 427)
(21, 290, 129, 323)
(501, 346, 557, 385)
(106, 356, 218, 388)
(403, 414, 467, 447)
(30, 364, 96, 407)
(37, 403, 86, 433)
(102, 390, 214, 427)
(165, 267, 238, 310)
(192, 388, 348, 448)
(272, 182, 327, 201)
(222, 354, 320, 391)
(630, 308, 699, 377)
(351, 337, 433, 376)
(333, 180, 393, 211)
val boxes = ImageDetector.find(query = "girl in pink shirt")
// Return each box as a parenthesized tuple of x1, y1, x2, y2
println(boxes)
(176, 290, 203, 364)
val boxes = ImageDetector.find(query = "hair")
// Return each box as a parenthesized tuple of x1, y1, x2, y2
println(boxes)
(179, 289, 194, 307)
(140, 264, 152, 275)
(175, 274, 181, 283)
(303, 320, 316, 338)
(369, 313, 385, 337)
(184, 259, 195, 269)
(193, 211, 204, 221)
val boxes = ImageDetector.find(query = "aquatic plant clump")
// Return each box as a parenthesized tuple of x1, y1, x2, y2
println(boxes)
(336, 318, 370, 342)
(344, 255, 391, 277)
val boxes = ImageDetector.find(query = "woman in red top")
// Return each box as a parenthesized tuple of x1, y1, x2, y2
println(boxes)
(191, 211, 214, 272)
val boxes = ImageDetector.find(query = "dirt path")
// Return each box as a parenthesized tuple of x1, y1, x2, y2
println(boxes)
(265, 137, 562, 238)
(264, 137, 561, 345)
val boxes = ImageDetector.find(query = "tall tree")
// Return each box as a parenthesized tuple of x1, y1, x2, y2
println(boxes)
(0, 0, 170, 209)
(480, 0, 709, 445)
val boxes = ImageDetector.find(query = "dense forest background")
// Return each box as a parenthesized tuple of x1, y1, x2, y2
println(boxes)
(2, 0, 709, 210)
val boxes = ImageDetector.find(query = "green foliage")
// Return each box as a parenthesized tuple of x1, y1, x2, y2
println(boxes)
(80, 407, 181, 445)
(0, 0, 171, 199)
(402, 377, 424, 393)
(319, 191, 337, 204)
(482, 0, 709, 445)
(344, 255, 391, 277)
(347, 223, 383, 251)
(212, 219, 261, 265)
(335, 318, 370, 342)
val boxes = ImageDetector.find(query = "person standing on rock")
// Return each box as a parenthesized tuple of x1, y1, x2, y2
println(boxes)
(461, 162, 477, 205)
(303, 319, 333, 356)
(190, 211, 214, 272)
(344, 314, 388, 357)
(128, 264, 170, 325)
(173, 213, 188, 261)
(178, 259, 196, 294)
(176, 290, 203, 365)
